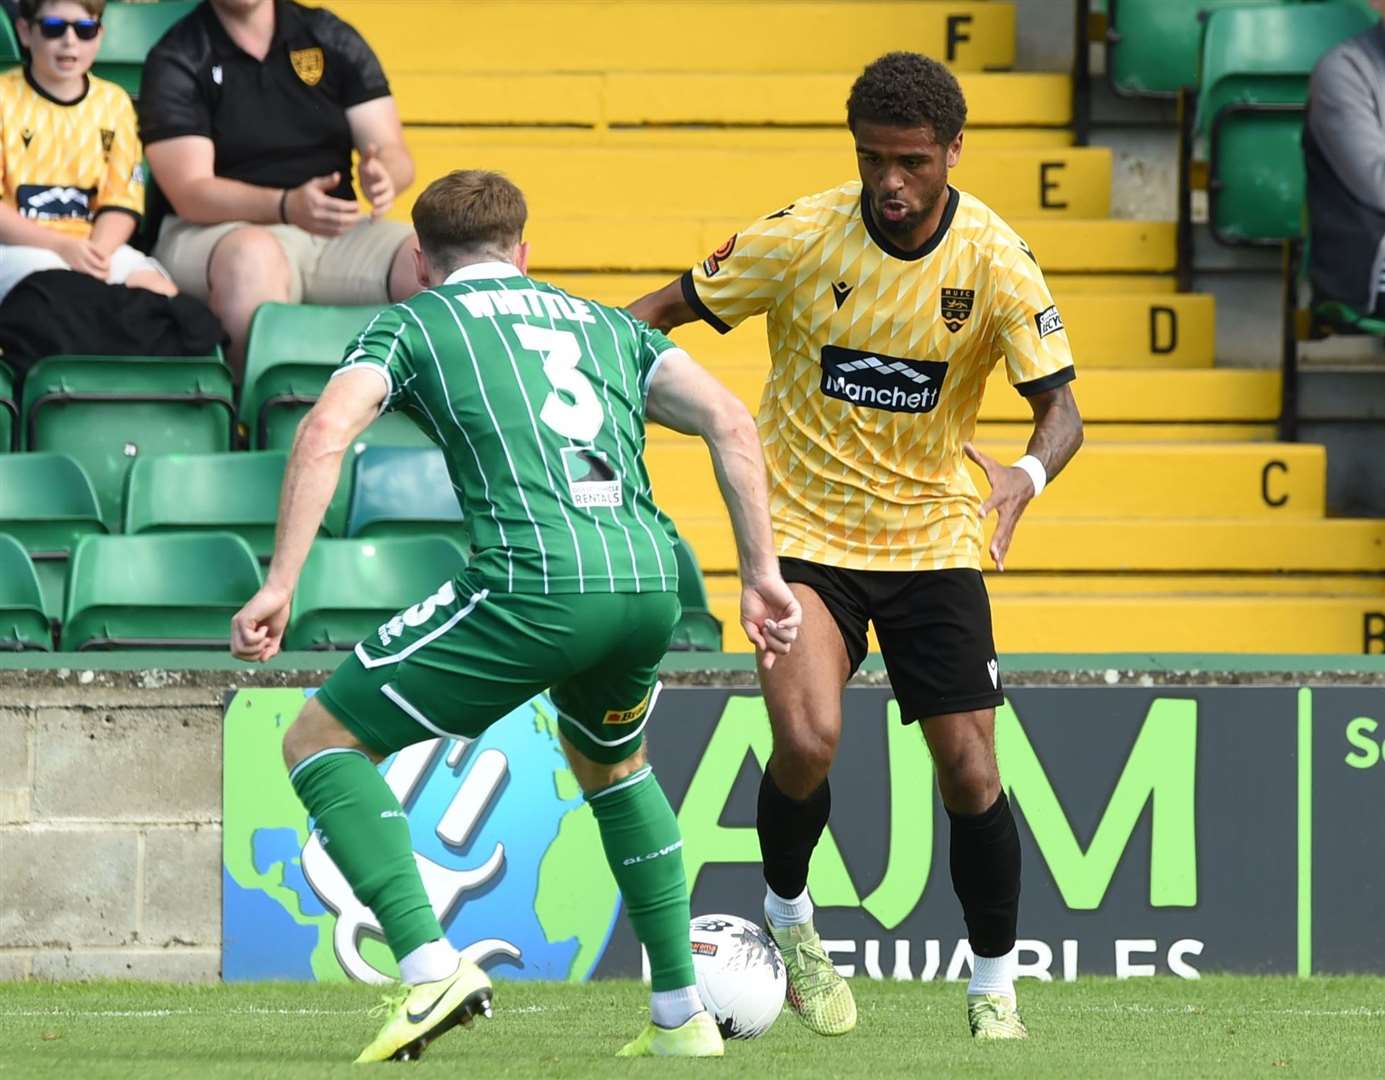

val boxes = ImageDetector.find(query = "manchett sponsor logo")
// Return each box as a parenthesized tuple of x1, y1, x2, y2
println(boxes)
(820, 345, 948, 414)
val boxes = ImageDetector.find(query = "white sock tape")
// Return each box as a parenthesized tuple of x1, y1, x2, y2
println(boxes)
(1012, 454, 1047, 497)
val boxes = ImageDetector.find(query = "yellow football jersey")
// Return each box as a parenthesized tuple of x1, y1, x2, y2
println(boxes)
(0, 68, 145, 238)
(681, 181, 1075, 572)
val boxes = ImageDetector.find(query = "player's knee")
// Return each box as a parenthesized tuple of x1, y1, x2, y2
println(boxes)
(561, 734, 648, 795)
(769, 725, 837, 797)
(934, 745, 1001, 815)
(209, 227, 291, 299)
(281, 698, 369, 772)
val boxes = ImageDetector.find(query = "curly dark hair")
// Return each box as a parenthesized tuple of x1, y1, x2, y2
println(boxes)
(846, 52, 968, 144)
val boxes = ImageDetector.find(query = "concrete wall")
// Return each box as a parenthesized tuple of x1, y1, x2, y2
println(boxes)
(0, 669, 325, 983)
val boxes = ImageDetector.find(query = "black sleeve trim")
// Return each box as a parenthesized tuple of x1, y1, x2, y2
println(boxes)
(1014, 365, 1076, 398)
(342, 85, 393, 110)
(139, 125, 213, 146)
(94, 206, 144, 226)
(679, 269, 732, 335)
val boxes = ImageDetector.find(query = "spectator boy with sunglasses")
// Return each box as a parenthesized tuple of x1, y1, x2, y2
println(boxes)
(0, 0, 176, 302)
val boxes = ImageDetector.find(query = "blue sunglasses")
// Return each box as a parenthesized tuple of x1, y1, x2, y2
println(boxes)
(37, 16, 102, 41)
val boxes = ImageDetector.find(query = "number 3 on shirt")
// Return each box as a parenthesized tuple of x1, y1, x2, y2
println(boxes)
(515, 323, 604, 442)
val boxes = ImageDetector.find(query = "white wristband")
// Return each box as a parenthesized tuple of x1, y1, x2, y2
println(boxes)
(1012, 454, 1047, 497)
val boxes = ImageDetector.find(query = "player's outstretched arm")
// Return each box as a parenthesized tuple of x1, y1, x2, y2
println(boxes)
(645, 349, 801, 667)
(965, 383, 1083, 572)
(628, 278, 698, 333)
(230, 369, 386, 662)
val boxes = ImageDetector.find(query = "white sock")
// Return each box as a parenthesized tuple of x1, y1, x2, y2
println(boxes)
(650, 985, 703, 1029)
(398, 938, 460, 985)
(968, 947, 1017, 999)
(764, 885, 813, 929)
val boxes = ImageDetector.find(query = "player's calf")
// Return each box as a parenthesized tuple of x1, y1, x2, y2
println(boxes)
(560, 733, 715, 1053)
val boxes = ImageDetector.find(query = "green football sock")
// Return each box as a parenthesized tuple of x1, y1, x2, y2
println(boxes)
(587, 766, 696, 992)
(289, 747, 442, 962)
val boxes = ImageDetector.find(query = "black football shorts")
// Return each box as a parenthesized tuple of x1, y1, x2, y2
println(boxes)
(779, 557, 1004, 723)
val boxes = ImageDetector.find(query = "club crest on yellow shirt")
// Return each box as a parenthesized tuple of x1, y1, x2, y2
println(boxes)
(290, 47, 325, 86)
(940, 287, 975, 333)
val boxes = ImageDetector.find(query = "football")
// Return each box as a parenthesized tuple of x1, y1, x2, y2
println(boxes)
(689, 914, 787, 1039)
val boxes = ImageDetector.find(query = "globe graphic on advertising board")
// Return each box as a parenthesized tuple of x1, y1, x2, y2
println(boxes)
(222, 691, 621, 984)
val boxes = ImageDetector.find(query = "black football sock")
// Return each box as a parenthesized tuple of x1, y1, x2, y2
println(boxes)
(947, 791, 1021, 958)
(757, 769, 831, 902)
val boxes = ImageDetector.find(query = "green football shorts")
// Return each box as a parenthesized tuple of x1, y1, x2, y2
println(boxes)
(315, 571, 681, 764)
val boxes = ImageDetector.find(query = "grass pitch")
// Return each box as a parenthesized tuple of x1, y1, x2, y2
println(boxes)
(0, 977, 1382, 1079)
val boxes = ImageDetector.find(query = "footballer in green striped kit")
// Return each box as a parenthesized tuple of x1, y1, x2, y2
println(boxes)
(230, 169, 802, 1063)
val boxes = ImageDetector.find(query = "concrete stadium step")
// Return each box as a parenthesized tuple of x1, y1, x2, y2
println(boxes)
(698, 585, 1385, 653)
(336, 1, 1016, 76)
(415, 214, 1175, 273)
(646, 442, 1325, 524)
(637, 361, 1275, 426)
(547, 276, 1212, 369)
(388, 71, 1068, 128)
(675, 518, 1385, 576)
(401, 135, 1113, 220)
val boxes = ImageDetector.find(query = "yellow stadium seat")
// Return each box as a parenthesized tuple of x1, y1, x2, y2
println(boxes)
(646, 441, 1325, 524)
(542, 275, 1212, 371)
(700, 583, 1385, 653)
(639, 363, 1277, 428)
(333, 1, 1015, 77)
(386, 71, 1069, 129)
(390, 213, 1176, 275)
(990, 597, 1385, 654)
(971, 422, 1276, 444)
(385, 124, 1073, 156)
(1050, 274, 1178, 294)
(399, 136, 1111, 221)
(680, 516, 1385, 576)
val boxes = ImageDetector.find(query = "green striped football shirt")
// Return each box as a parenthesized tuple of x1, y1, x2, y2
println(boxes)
(333, 261, 682, 595)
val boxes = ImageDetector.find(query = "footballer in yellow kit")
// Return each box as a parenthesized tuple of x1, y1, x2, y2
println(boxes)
(630, 51, 1083, 1042)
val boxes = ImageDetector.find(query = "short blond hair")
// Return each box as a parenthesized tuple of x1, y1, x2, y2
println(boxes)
(411, 170, 527, 265)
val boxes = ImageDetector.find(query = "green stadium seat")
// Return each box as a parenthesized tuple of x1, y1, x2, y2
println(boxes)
(61, 532, 262, 651)
(123, 451, 298, 560)
(1197, 2, 1372, 244)
(94, 1, 199, 100)
(345, 446, 465, 540)
(669, 537, 722, 652)
(0, 361, 16, 452)
(241, 302, 429, 452)
(241, 304, 433, 534)
(1107, 0, 1273, 98)
(0, 9, 18, 68)
(284, 536, 469, 650)
(0, 452, 105, 621)
(0, 535, 52, 651)
(22, 355, 235, 528)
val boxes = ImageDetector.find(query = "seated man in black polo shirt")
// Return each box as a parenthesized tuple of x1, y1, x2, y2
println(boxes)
(138, 0, 417, 374)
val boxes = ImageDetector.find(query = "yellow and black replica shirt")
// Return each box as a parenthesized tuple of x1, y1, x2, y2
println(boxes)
(0, 68, 145, 237)
(681, 181, 1076, 572)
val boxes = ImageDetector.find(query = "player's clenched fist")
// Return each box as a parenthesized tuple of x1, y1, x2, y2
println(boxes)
(741, 574, 803, 671)
(230, 583, 293, 663)
(964, 442, 1036, 573)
